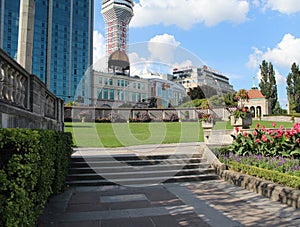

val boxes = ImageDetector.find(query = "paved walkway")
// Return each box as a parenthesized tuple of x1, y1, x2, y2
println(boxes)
(38, 180, 300, 227)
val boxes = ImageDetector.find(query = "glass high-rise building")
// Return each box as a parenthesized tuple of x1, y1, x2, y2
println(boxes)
(0, 0, 94, 101)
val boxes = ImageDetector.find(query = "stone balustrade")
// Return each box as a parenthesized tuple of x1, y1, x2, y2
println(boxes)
(0, 48, 64, 131)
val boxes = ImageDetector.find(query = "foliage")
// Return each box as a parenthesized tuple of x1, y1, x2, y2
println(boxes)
(222, 122, 300, 158)
(64, 101, 77, 106)
(198, 113, 214, 123)
(286, 62, 300, 113)
(163, 113, 179, 122)
(223, 92, 238, 106)
(259, 60, 278, 113)
(187, 85, 217, 100)
(220, 153, 300, 176)
(179, 98, 207, 108)
(0, 129, 73, 227)
(235, 89, 249, 102)
(272, 101, 287, 114)
(231, 106, 250, 119)
(225, 161, 300, 189)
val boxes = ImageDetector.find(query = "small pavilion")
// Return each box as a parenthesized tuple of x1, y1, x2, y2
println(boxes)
(242, 87, 270, 118)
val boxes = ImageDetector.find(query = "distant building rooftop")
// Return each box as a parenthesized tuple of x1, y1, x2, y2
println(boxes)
(247, 88, 265, 99)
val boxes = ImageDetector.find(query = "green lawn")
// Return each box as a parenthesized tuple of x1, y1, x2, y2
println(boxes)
(65, 120, 295, 148)
(65, 122, 204, 148)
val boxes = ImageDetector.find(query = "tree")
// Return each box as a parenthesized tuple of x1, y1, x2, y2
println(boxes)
(259, 60, 278, 113)
(187, 85, 217, 100)
(286, 63, 300, 113)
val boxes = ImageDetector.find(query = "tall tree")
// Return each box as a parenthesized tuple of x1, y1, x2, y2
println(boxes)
(286, 63, 300, 113)
(259, 60, 278, 113)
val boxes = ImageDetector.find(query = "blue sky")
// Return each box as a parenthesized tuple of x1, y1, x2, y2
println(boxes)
(93, 0, 300, 108)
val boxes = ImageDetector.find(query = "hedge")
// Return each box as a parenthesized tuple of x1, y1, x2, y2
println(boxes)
(228, 161, 300, 189)
(0, 128, 73, 227)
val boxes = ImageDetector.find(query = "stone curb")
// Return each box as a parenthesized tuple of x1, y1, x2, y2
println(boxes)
(215, 167, 300, 210)
(203, 145, 300, 210)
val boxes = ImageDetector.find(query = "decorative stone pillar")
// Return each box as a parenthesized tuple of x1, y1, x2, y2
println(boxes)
(17, 0, 35, 73)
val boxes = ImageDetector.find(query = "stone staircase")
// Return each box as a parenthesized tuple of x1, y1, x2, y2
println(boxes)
(66, 149, 219, 187)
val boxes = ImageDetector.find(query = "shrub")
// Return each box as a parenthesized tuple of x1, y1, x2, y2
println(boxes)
(227, 161, 300, 189)
(0, 129, 73, 227)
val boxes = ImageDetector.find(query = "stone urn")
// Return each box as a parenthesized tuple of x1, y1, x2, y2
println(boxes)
(201, 121, 214, 129)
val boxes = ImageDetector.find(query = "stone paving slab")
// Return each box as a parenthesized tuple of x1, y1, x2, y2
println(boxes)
(39, 180, 300, 227)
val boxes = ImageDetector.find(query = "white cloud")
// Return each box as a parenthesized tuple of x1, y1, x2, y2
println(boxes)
(148, 34, 180, 63)
(93, 30, 106, 63)
(131, 0, 249, 29)
(248, 33, 300, 69)
(265, 0, 300, 14)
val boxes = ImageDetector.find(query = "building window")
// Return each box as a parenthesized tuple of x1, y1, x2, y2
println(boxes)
(99, 77, 102, 84)
(138, 83, 141, 89)
(110, 89, 114, 100)
(104, 88, 108, 99)
(117, 80, 120, 86)
(132, 92, 136, 102)
(109, 78, 113, 86)
(104, 78, 108, 85)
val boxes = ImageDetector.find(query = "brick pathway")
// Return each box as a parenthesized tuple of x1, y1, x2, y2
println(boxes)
(38, 180, 300, 227)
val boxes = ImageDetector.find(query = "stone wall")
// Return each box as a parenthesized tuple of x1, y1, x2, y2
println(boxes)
(0, 48, 64, 131)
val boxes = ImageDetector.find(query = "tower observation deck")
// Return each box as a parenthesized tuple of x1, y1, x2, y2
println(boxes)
(101, 0, 134, 57)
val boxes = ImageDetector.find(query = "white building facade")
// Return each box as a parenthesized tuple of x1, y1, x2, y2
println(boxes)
(172, 65, 234, 95)
(92, 71, 185, 108)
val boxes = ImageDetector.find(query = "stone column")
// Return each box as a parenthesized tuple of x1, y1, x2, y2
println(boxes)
(17, 0, 35, 74)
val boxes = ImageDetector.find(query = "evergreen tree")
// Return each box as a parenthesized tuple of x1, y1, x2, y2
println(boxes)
(259, 60, 278, 113)
(286, 63, 300, 113)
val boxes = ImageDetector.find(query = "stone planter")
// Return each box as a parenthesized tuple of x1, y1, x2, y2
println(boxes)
(201, 121, 214, 129)
(230, 114, 252, 129)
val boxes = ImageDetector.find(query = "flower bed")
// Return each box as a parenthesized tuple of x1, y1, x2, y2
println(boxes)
(218, 122, 300, 189)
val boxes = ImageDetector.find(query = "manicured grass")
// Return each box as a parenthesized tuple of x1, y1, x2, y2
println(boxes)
(65, 122, 204, 148)
(65, 120, 295, 148)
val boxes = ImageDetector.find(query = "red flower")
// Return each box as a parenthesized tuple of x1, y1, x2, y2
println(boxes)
(243, 132, 248, 137)
(253, 131, 258, 137)
(272, 122, 276, 128)
(235, 127, 239, 133)
(256, 123, 260, 128)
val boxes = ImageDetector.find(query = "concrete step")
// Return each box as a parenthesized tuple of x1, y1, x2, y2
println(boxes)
(66, 167, 215, 181)
(66, 174, 219, 187)
(68, 163, 211, 174)
(66, 152, 218, 186)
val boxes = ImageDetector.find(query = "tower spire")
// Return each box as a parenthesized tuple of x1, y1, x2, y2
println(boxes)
(101, 0, 134, 57)
(252, 76, 258, 89)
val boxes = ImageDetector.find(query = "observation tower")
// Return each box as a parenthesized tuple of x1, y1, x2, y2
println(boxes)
(101, 0, 134, 57)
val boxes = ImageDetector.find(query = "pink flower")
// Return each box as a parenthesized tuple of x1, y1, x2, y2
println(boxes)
(261, 134, 268, 142)
(253, 131, 258, 137)
(293, 123, 300, 133)
(256, 123, 260, 128)
(262, 126, 266, 131)
(272, 122, 276, 128)
(243, 132, 248, 137)
(296, 138, 300, 144)
(255, 139, 260, 143)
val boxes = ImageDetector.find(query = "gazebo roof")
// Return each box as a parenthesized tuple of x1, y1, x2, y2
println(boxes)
(247, 88, 265, 99)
